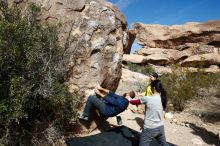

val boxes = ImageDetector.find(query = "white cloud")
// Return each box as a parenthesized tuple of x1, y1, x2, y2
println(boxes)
(115, 0, 136, 10)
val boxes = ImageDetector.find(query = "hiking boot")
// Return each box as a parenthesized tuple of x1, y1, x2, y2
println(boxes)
(78, 113, 88, 121)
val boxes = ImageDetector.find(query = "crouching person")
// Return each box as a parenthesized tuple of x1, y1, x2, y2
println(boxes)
(78, 86, 135, 121)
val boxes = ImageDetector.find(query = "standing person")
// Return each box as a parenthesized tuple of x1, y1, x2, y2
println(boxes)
(78, 86, 135, 121)
(150, 72, 167, 111)
(129, 83, 169, 146)
(141, 72, 167, 110)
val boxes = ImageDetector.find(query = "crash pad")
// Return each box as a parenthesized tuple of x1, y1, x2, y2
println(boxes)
(66, 126, 176, 146)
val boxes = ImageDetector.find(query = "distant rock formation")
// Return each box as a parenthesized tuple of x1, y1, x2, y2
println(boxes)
(14, 0, 128, 96)
(133, 21, 220, 49)
(125, 21, 220, 74)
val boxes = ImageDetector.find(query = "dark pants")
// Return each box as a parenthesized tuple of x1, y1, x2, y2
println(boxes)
(139, 126, 169, 146)
(83, 95, 106, 117)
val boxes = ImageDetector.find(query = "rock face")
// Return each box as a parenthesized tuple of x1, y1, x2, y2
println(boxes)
(116, 68, 149, 94)
(124, 21, 220, 74)
(181, 53, 220, 67)
(133, 21, 220, 49)
(125, 30, 136, 54)
(14, 0, 128, 96)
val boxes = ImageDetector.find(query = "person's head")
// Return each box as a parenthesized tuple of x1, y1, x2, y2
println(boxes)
(123, 91, 136, 99)
(149, 72, 159, 82)
(151, 81, 162, 94)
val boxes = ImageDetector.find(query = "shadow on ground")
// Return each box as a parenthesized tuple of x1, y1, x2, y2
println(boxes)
(189, 123, 220, 146)
(135, 117, 144, 128)
(66, 126, 177, 146)
(201, 112, 220, 124)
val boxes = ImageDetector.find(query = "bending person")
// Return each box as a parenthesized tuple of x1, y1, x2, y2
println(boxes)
(130, 83, 169, 146)
(78, 86, 135, 121)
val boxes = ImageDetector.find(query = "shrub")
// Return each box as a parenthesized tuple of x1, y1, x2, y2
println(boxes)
(127, 62, 155, 75)
(0, 2, 79, 145)
(160, 65, 220, 111)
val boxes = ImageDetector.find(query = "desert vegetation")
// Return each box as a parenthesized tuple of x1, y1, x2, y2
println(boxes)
(160, 65, 220, 111)
(127, 62, 155, 75)
(127, 63, 220, 111)
(0, 3, 79, 145)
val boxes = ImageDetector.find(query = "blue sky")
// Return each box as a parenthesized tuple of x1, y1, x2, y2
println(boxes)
(107, 0, 220, 53)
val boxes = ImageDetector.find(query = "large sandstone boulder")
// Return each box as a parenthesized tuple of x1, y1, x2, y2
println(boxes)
(149, 64, 220, 75)
(116, 68, 149, 94)
(125, 30, 136, 54)
(126, 21, 220, 73)
(181, 53, 220, 67)
(123, 54, 147, 64)
(14, 0, 128, 96)
(137, 44, 220, 63)
(132, 21, 220, 49)
(123, 54, 169, 65)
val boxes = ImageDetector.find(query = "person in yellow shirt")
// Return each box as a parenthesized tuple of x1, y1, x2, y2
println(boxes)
(140, 84, 153, 96)
(140, 72, 159, 96)
(140, 72, 167, 110)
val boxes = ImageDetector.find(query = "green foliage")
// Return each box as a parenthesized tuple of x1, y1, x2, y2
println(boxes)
(127, 62, 155, 75)
(160, 66, 220, 111)
(0, 2, 79, 145)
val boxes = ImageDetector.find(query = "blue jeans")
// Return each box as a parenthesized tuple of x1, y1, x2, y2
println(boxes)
(83, 95, 106, 117)
(139, 126, 169, 146)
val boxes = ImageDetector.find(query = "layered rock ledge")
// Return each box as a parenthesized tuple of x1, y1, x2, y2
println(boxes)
(125, 21, 220, 74)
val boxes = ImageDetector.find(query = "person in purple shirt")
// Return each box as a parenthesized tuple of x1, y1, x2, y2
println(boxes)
(78, 86, 135, 121)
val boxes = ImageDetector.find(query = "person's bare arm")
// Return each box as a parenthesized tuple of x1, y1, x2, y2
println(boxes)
(96, 86, 109, 94)
(95, 89, 106, 98)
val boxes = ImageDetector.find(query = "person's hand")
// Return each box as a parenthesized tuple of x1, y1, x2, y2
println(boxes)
(94, 88, 100, 94)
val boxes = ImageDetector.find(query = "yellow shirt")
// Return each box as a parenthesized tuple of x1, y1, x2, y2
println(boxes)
(140, 84, 153, 96)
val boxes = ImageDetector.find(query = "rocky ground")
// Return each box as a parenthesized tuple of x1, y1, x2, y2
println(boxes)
(75, 94, 220, 146)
